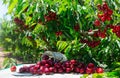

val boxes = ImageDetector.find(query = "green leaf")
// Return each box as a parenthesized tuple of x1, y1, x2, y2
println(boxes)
(21, 37, 33, 47)
(8, 0, 18, 14)
(64, 45, 71, 53)
(2, 0, 8, 4)
(56, 41, 62, 47)
(35, 39, 46, 49)
(60, 42, 68, 52)
(3, 58, 17, 69)
(32, 24, 45, 34)
(25, 16, 32, 24)
(116, 40, 120, 48)
(5, 38, 12, 42)
(57, 41, 68, 52)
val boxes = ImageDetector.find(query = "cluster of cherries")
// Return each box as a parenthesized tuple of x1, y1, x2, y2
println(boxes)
(112, 26, 120, 38)
(93, 2, 113, 38)
(93, 30, 107, 38)
(94, 2, 113, 37)
(14, 17, 29, 31)
(44, 11, 57, 22)
(80, 2, 114, 48)
(108, 25, 120, 38)
(80, 39, 101, 48)
(44, 11, 62, 36)
(56, 31, 63, 37)
(14, 17, 36, 39)
(74, 24, 80, 31)
(10, 55, 104, 75)
(14, 17, 24, 25)
(93, 2, 120, 40)
(97, 3, 113, 22)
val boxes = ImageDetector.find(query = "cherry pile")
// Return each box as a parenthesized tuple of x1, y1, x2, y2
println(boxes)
(19, 55, 104, 75)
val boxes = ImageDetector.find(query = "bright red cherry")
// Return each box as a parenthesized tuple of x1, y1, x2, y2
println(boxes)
(86, 67, 94, 74)
(96, 67, 104, 73)
(101, 16, 106, 22)
(74, 24, 80, 31)
(87, 63, 95, 68)
(103, 2, 108, 10)
(10, 66, 16, 72)
(94, 19, 101, 26)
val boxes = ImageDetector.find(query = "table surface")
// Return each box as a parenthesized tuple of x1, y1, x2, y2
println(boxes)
(0, 64, 86, 78)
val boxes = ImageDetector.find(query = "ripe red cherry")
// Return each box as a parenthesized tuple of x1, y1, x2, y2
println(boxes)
(49, 67, 54, 72)
(74, 24, 80, 31)
(116, 32, 120, 38)
(36, 61, 41, 65)
(93, 32, 99, 37)
(66, 68, 71, 73)
(97, 13, 103, 19)
(98, 31, 106, 38)
(14, 17, 24, 25)
(56, 31, 62, 36)
(10, 66, 16, 72)
(59, 31, 62, 35)
(70, 59, 77, 65)
(58, 68, 64, 73)
(103, 2, 108, 10)
(77, 62, 85, 68)
(37, 69, 43, 75)
(79, 68, 85, 74)
(19, 67, 26, 73)
(41, 60, 47, 65)
(65, 61, 70, 68)
(101, 16, 106, 22)
(94, 19, 100, 26)
(97, 4, 103, 10)
(74, 67, 80, 73)
(30, 67, 35, 74)
(40, 66, 45, 72)
(97, 4, 101, 8)
(45, 11, 57, 22)
(53, 67, 57, 73)
(42, 55, 49, 60)
(56, 32, 59, 36)
(96, 67, 104, 73)
(87, 63, 95, 68)
(107, 9, 113, 15)
(44, 67, 51, 74)
(45, 64, 50, 68)
(86, 67, 94, 74)
(34, 65, 40, 70)
(106, 16, 112, 21)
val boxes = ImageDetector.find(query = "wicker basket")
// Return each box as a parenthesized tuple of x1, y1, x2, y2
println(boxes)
(41, 51, 67, 62)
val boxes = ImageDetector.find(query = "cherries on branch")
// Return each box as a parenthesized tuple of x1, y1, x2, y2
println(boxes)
(96, 2, 113, 22)
(44, 11, 57, 22)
